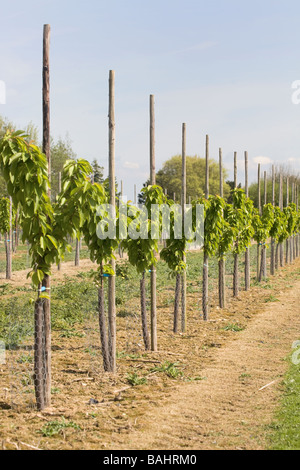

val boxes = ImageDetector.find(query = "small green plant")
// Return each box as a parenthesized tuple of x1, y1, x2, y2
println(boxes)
(186, 375, 207, 382)
(264, 294, 279, 303)
(151, 361, 183, 379)
(17, 354, 33, 364)
(59, 328, 85, 338)
(223, 323, 245, 332)
(126, 372, 148, 386)
(38, 418, 81, 437)
(239, 373, 252, 380)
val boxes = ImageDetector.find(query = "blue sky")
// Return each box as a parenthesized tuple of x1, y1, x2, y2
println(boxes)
(1, 0, 300, 198)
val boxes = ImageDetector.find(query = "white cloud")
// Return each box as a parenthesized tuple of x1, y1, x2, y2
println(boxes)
(253, 156, 273, 165)
(123, 161, 140, 169)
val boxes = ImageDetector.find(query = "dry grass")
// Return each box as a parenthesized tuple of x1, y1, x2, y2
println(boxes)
(0, 255, 299, 450)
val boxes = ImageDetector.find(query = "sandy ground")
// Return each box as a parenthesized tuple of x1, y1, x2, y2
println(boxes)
(112, 274, 300, 450)
(0, 256, 299, 450)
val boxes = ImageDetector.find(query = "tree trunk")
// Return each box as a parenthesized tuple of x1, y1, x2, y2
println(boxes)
(75, 238, 80, 266)
(181, 270, 186, 332)
(257, 244, 260, 280)
(98, 275, 110, 371)
(202, 253, 209, 321)
(245, 247, 250, 291)
(173, 273, 181, 333)
(259, 247, 266, 282)
(286, 239, 289, 264)
(233, 253, 239, 297)
(42, 274, 51, 408)
(219, 258, 226, 308)
(34, 297, 45, 411)
(5, 232, 12, 280)
(275, 243, 279, 270)
(140, 272, 150, 350)
(280, 243, 284, 267)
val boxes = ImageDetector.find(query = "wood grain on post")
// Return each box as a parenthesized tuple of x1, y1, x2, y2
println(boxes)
(108, 70, 116, 372)
(234, 152, 237, 189)
(244, 151, 250, 290)
(205, 135, 209, 199)
(245, 152, 249, 198)
(279, 173, 284, 267)
(219, 148, 223, 197)
(219, 148, 225, 308)
(292, 182, 295, 261)
(203, 135, 209, 320)
(181, 123, 187, 332)
(42, 24, 51, 409)
(6, 196, 12, 280)
(286, 177, 290, 264)
(270, 166, 275, 275)
(257, 164, 261, 280)
(58, 172, 62, 271)
(43, 24, 51, 189)
(149, 94, 157, 351)
(233, 153, 239, 296)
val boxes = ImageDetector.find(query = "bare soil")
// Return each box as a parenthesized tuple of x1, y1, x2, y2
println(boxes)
(0, 257, 299, 450)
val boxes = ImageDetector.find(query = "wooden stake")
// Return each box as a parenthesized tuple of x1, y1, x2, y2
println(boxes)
(219, 148, 225, 308)
(257, 164, 261, 280)
(149, 94, 157, 351)
(234, 152, 237, 189)
(279, 173, 284, 267)
(41, 23, 51, 409)
(6, 197, 12, 280)
(244, 151, 250, 291)
(108, 70, 116, 372)
(286, 177, 290, 264)
(233, 153, 239, 296)
(270, 166, 275, 275)
(58, 172, 62, 271)
(181, 123, 187, 332)
(203, 135, 209, 320)
(205, 135, 209, 199)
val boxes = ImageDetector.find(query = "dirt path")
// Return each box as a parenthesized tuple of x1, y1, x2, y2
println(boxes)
(109, 277, 300, 450)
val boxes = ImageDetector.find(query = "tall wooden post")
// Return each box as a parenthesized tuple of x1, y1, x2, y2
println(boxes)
(149, 94, 157, 351)
(233, 152, 239, 296)
(279, 173, 284, 267)
(234, 152, 237, 189)
(203, 135, 209, 320)
(270, 166, 276, 275)
(296, 186, 299, 258)
(41, 23, 51, 409)
(257, 164, 261, 280)
(244, 151, 250, 291)
(262, 170, 267, 278)
(291, 182, 295, 261)
(58, 172, 62, 271)
(181, 123, 187, 332)
(6, 196, 12, 280)
(108, 70, 116, 372)
(286, 177, 290, 264)
(219, 148, 225, 308)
